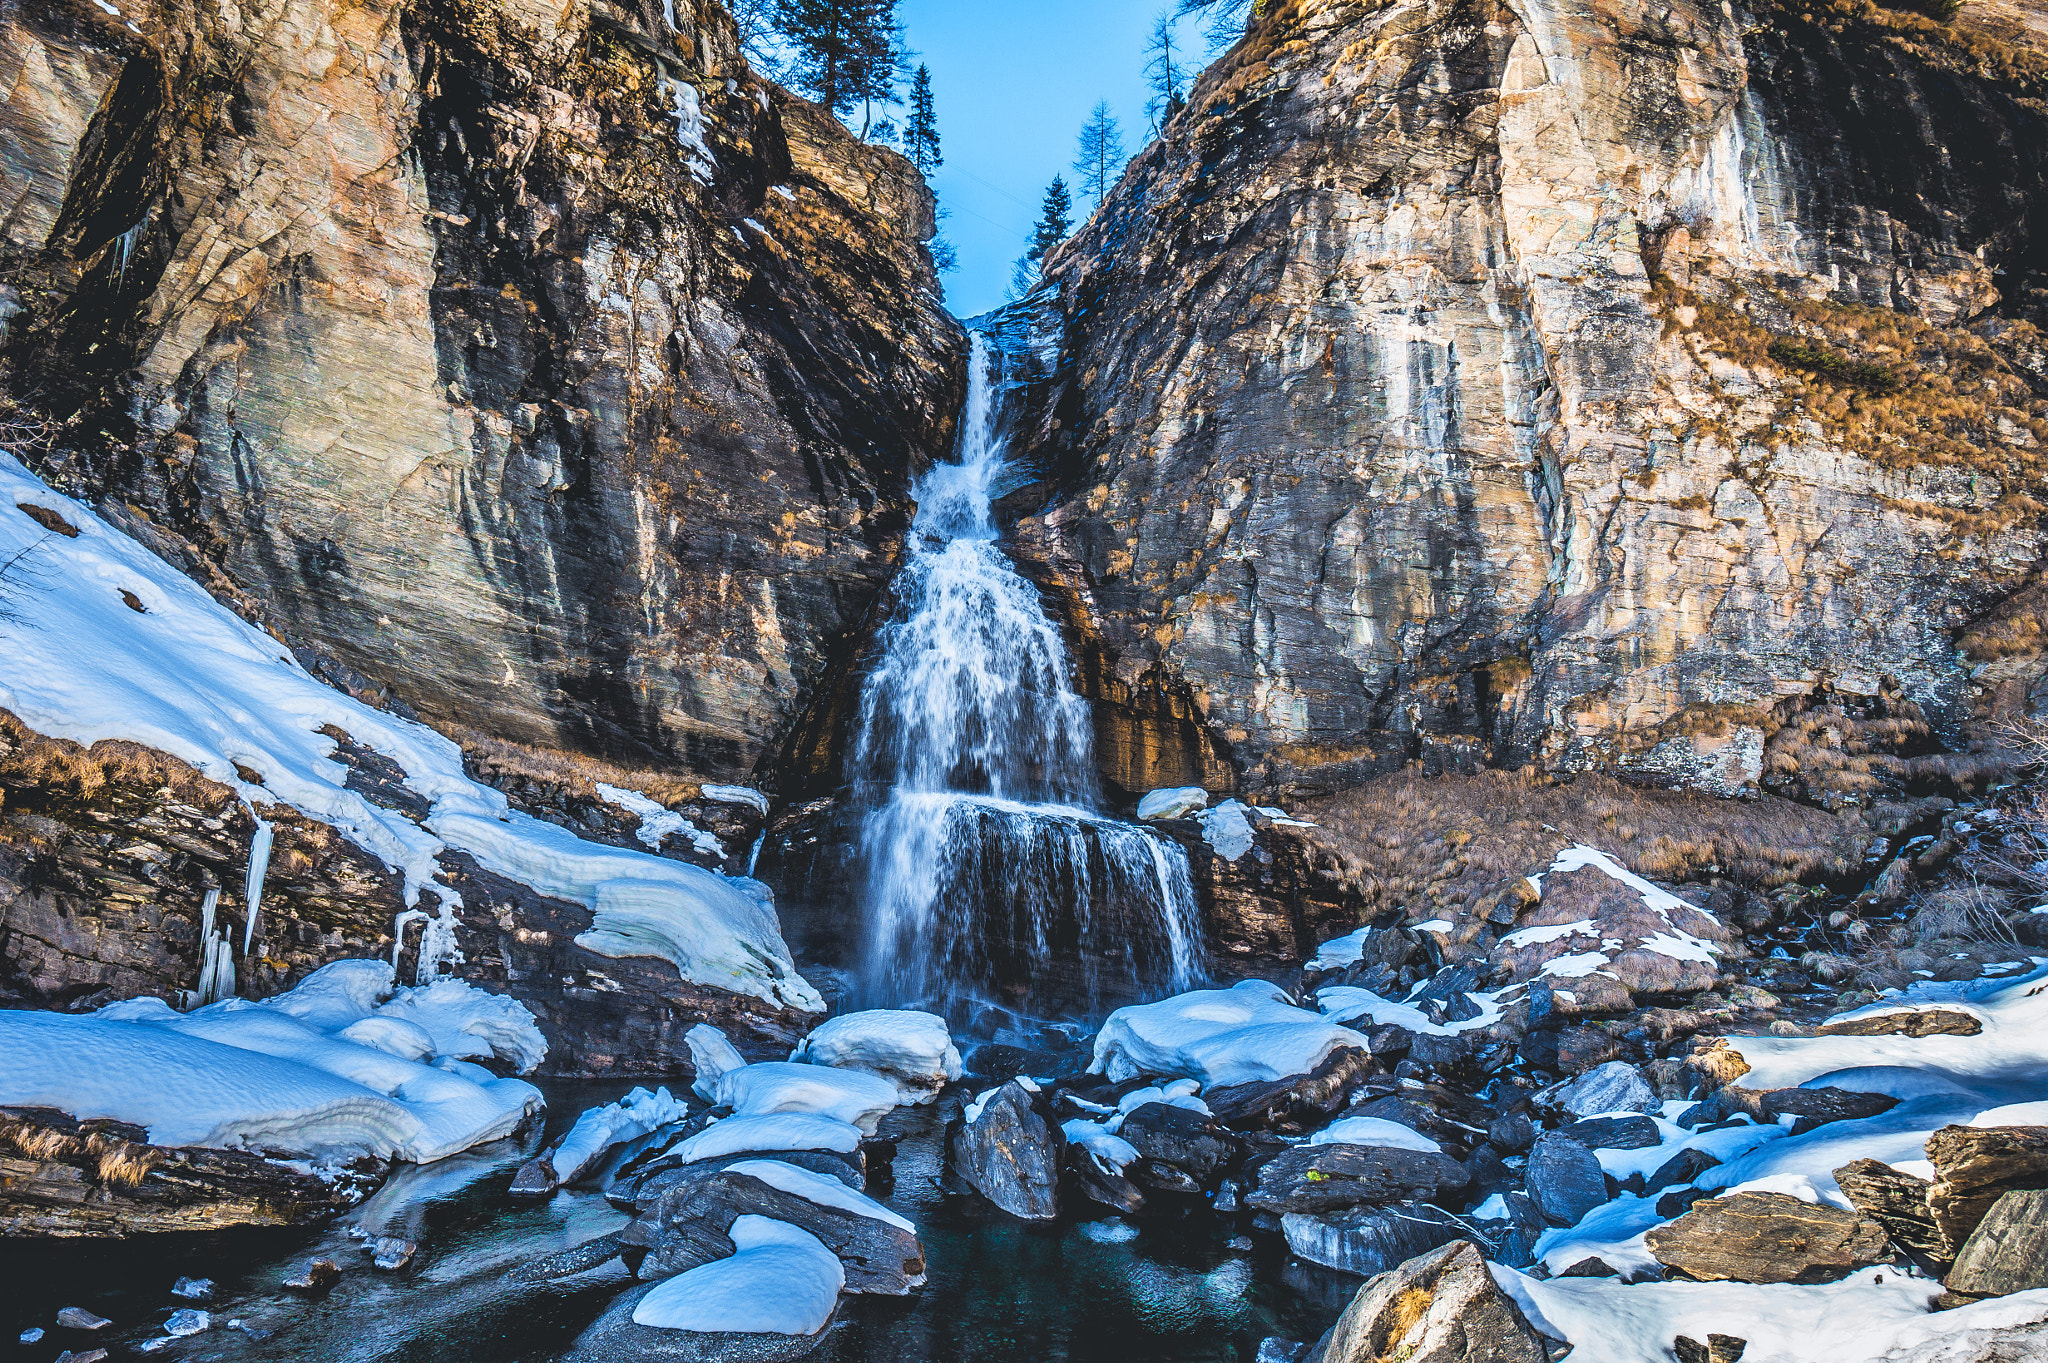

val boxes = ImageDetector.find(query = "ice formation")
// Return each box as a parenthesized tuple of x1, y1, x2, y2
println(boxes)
(666, 1113, 864, 1164)
(550, 1087, 689, 1185)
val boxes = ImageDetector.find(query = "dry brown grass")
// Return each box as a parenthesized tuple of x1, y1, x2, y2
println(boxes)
(1651, 280, 2048, 537)
(445, 722, 706, 808)
(1299, 769, 1882, 924)
(0, 707, 234, 810)
(0, 1113, 161, 1186)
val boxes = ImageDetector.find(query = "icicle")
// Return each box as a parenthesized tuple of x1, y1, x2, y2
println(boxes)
(746, 831, 765, 877)
(392, 903, 465, 984)
(242, 815, 272, 956)
(193, 887, 236, 1006)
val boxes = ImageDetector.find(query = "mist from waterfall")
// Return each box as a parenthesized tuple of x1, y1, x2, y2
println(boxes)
(848, 333, 1204, 1017)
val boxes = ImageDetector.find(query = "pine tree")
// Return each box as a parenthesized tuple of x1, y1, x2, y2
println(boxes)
(772, 0, 901, 122)
(1010, 176, 1073, 297)
(904, 65, 942, 174)
(1176, 0, 1256, 52)
(1144, 10, 1187, 130)
(1072, 101, 1126, 205)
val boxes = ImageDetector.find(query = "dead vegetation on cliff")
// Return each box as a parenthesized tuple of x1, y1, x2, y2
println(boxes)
(1297, 768, 1889, 924)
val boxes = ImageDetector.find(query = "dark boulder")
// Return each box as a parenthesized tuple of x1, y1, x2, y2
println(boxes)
(1646, 1192, 1890, 1283)
(645, 1164, 924, 1295)
(1247, 1144, 1469, 1216)
(1305, 1239, 1549, 1363)
(1207, 1048, 1374, 1133)
(1757, 1088, 1899, 1136)
(1560, 1115, 1662, 1150)
(1672, 1336, 1748, 1363)
(1525, 1133, 1606, 1228)
(1644, 1147, 1721, 1196)
(1487, 1112, 1536, 1154)
(951, 1082, 1061, 1221)
(1281, 1203, 1470, 1278)
(1119, 1103, 1237, 1188)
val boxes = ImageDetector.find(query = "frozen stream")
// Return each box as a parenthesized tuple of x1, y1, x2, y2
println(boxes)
(2, 1078, 1348, 1362)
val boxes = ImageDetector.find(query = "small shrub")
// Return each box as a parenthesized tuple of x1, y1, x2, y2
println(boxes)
(1766, 338, 1904, 394)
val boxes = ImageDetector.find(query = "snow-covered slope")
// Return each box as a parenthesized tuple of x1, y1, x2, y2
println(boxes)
(0, 457, 818, 1011)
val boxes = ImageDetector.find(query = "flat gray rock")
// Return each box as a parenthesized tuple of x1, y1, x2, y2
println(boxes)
(1946, 1189, 2048, 1297)
(1647, 1191, 1890, 1284)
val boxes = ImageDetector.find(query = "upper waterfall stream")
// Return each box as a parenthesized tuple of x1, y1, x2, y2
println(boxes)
(846, 333, 1204, 1018)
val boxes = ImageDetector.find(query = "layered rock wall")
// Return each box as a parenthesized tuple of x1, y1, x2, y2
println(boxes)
(0, 0, 961, 782)
(1012, 0, 2048, 802)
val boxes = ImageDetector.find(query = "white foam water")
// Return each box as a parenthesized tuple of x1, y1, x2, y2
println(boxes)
(849, 334, 1205, 1015)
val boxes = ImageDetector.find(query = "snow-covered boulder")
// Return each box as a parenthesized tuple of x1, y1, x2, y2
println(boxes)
(1499, 846, 1735, 998)
(790, 1010, 962, 1105)
(1137, 786, 1209, 821)
(514, 1087, 690, 1197)
(666, 1114, 864, 1166)
(1090, 979, 1370, 1090)
(643, 1158, 922, 1295)
(686, 1024, 749, 1103)
(0, 965, 545, 1165)
(704, 1062, 898, 1136)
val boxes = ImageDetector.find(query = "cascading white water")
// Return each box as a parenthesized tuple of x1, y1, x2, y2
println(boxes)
(849, 333, 1204, 1015)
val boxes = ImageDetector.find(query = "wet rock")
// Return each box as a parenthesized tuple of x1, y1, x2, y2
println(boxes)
(1673, 1336, 1748, 1363)
(1071, 1158, 1147, 1215)
(1944, 1190, 2048, 1297)
(1646, 1192, 1890, 1283)
(1758, 1087, 1899, 1136)
(1118, 1103, 1237, 1189)
(1258, 1339, 1309, 1363)
(1306, 1239, 1548, 1363)
(55, 1351, 108, 1363)
(1926, 1125, 2048, 1257)
(952, 1082, 1061, 1220)
(644, 1164, 924, 1295)
(1817, 1009, 1981, 1038)
(170, 1278, 214, 1302)
(0, 1107, 360, 1237)
(1560, 1115, 1661, 1150)
(1487, 1113, 1536, 1154)
(564, 1281, 836, 1363)
(1525, 1134, 1606, 1228)
(1656, 1187, 1711, 1219)
(1834, 1158, 1943, 1260)
(621, 1150, 865, 1213)
(370, 1237, 417, 1272)
(510, 1156, 562, 1200)
(1207, 1048, 1374, 1133)
(282, 1259, 343, 1294)
(1248, 1144, 1470, 1216)
(1559, 1256, 1619, 1277)
(163, 1309, 210, 1336)
(55, 1308, 109, 1330)
(1542, 1063, 1658, 1119)
(1280, 1203, 1469, 1278)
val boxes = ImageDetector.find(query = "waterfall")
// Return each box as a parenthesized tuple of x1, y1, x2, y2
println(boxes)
(848, 333, 1205, 1017)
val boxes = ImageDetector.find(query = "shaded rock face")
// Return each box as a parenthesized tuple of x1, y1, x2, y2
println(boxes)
(1010, 0, 2048, 800)
(0, 0, 961, 785)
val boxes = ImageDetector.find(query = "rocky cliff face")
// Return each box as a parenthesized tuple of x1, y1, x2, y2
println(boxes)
(0, 0, 960, 782)
(1012, 0, 2048, 804)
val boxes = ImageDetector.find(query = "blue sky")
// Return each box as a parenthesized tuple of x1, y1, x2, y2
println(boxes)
(896, 1, 1207, 319)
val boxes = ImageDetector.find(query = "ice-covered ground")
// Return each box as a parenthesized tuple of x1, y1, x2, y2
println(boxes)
(0, 960, 542, 1163)
(0, 458, 817, 1011)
